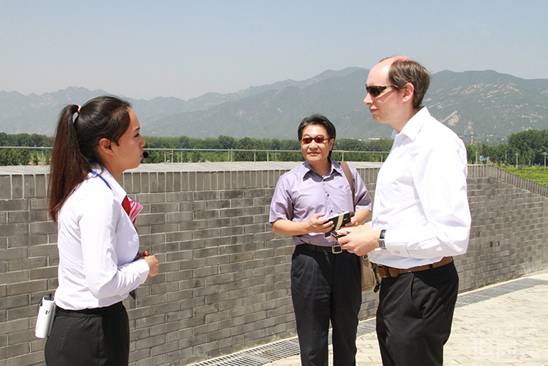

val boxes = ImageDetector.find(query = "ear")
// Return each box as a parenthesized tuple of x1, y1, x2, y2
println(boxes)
(401, 82, 415, 104)
(97, 137, 114, 157)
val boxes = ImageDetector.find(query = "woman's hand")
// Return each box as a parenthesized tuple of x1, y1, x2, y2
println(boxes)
(144, 255, 159, 278)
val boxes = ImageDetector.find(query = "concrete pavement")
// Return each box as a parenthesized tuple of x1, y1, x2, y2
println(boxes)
(196, 270, 548, 366)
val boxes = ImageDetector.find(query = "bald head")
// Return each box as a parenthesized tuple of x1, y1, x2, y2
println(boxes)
(373, 56, 430, 110)
(379, 55, 411, 64)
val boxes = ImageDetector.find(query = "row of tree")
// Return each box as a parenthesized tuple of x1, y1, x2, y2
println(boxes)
(1, 130, 546, 166)
(467, 130, 548, 166)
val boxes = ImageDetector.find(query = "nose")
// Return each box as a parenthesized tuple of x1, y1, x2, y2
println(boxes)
(364, 92, 372, 106)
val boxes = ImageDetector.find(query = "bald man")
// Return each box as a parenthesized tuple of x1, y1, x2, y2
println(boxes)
(337, 57, 471, 366)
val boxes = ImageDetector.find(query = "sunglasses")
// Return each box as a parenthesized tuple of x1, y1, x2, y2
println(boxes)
(301, 135, 330, 144)
(365, 85, 394, 97)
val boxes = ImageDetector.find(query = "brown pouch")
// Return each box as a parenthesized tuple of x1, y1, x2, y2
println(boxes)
(340, 161, 379, 292)
(361, 256, 379, 292)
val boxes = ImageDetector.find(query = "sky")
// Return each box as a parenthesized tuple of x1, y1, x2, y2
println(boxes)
(1, 0, 547, 100)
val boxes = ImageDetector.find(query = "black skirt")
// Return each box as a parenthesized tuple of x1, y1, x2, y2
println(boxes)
(45, 302, 129, 366)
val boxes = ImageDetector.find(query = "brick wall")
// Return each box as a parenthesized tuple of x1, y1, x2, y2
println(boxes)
(1, 163, 547, 366)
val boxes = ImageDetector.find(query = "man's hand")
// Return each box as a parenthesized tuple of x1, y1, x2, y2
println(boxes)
(306, 213, 334, 234)
(346, 216, 360, 227)
(337, 223, 380, 256)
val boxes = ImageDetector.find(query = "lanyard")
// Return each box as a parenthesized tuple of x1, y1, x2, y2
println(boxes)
(90, 170, 112, 190)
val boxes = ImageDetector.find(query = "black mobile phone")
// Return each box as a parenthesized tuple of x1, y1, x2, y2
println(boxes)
(326, 211, 353, 231)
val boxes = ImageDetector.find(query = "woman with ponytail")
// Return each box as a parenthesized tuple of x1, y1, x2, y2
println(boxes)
(45, 96, 159, 366)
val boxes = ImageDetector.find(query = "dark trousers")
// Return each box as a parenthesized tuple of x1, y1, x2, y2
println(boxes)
(291, 244, 362, 366)
(376, 262, 459, 366)
(45, 302, 129, 366)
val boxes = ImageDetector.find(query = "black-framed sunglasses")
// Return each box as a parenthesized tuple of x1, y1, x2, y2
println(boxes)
(301, 135, 330, 144)
(365, 85, 394, 97)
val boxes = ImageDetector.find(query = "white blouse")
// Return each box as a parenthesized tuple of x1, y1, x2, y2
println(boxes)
(54, 168, 149, 310)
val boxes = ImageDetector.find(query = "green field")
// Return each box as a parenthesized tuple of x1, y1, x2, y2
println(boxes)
(502, 166, 548, 187)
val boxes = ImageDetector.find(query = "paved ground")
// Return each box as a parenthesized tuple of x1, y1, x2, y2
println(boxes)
(197, 270, 548, 366)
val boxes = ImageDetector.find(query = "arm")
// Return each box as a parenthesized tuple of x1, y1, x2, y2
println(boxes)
(272, 213, 333, 236)
(348, 166, 372, 226)
(80, 189, 149, 299)
(269, 172, 333, 237)
(350, 209, 370, 226)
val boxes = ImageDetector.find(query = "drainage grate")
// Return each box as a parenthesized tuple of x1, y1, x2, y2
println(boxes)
(194, 353, 264, 366)
(247, 339, 301, 362)
(456, 277, 547, 307)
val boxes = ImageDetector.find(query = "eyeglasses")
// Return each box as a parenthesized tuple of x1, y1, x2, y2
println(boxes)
(301, 135, 330, 144)
(365, 85, 394, 97)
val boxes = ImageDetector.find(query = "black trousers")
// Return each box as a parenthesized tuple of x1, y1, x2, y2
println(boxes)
(45, 302, 129, 366)
(291, 244, 362, 366)
(376, 262, 459, 366)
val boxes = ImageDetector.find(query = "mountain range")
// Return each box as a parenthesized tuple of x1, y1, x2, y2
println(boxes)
(1, 68, 547, 142)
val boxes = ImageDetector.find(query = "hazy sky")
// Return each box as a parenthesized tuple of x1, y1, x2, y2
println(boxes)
(1, 0, 547, 100)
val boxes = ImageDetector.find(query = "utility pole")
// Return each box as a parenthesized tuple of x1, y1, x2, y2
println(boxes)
(543, 152, 547, 168)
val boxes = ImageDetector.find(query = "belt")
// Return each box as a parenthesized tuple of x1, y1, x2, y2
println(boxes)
(297, 243, 343, 254)
(56, 302, 124, 316)
(376, 257, 453, 279)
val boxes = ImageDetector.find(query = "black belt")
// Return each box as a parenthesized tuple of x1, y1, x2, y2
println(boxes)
(297, 243, 343, 254)
(56, 302, 123, 316)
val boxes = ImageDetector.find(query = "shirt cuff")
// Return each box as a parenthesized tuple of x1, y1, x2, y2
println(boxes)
(134, 258, 150, 286)
(355, 204, 371, 212)
(383, 230, 410, 257)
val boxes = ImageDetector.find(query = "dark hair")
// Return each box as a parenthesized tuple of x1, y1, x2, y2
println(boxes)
(387, 59, 430, 109)
(48, 96, 132, 222)
(297, 114, 336, 141)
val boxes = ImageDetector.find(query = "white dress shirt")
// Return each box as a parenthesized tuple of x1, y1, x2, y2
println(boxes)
(368, 107, 471, 269)
(54, 168, 149, 310)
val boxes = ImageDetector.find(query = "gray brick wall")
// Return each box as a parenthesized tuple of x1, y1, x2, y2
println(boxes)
(0, 163, 547, 366)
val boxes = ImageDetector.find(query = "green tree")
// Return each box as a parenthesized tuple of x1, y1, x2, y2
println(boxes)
(218, 136, 236, 149)
(508, 130, 548, 165)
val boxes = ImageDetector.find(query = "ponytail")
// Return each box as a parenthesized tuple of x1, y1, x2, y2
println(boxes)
(48, 105, 89, 222)
(48, 96, 132, 222)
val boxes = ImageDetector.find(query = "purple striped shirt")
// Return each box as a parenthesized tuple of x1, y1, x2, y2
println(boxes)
(269, 161, 371, 246)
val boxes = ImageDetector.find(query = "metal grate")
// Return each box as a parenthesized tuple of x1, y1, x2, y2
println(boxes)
(456, 277, 547, 307)
(247, 339, 301, 362)
(195, 354, 264, 366)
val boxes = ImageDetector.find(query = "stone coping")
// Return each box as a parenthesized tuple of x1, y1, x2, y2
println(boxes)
(0, 161, 383, 175)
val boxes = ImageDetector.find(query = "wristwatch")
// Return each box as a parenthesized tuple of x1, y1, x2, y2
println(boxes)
(378, 229, 386, 249)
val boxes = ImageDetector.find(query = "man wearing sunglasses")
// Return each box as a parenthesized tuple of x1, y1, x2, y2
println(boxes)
(337, 57, 471, 366)
(269, 114, 372, 366)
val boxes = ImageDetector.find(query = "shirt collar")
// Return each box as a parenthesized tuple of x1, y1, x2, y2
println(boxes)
(301, 160, 342, 179)
(397, 107, 430, 141)
(87, 166, 127, 204)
